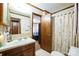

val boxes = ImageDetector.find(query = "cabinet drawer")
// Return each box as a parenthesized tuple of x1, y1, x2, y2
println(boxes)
(3, 52, 23, 56)
(3, 47, 22, 55)
(24, 51, 33, 56)
(22, 48, 34, 56)
(22, 43, 34, 51)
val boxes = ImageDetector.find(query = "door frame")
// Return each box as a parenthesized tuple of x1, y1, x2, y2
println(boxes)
(32, 12, 42, 44)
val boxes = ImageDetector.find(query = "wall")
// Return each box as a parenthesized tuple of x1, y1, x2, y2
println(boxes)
(3, 3, 8, 25)
(9, 4, 44, 38)
(0, 3, 8, 34)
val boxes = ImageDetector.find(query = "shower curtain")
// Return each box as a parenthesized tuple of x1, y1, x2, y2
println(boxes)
(52, 7, 76, 54)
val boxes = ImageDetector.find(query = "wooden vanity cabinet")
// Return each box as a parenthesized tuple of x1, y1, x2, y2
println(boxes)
(1, 43, 35, 56)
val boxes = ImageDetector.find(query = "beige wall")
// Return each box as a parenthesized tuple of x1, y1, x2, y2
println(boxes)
(9, 4, 44, 38)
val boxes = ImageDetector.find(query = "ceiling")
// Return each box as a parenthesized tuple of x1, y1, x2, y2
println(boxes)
(30, 3, 74, 13)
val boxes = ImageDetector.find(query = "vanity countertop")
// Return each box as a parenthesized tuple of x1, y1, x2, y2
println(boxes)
(0, 38, 36, 52)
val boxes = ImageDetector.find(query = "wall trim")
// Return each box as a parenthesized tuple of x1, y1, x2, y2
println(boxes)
(27, 3, 52, 14)
(10, 9, 31, 18)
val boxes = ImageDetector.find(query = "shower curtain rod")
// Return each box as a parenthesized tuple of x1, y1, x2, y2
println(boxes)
(52, 5, 74, 14)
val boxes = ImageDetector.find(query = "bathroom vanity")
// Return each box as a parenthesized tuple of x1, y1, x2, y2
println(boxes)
(0, 38, 35, 56)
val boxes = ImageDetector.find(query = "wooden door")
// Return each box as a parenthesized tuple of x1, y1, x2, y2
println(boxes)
(10, 17, 20, 34)
(41, 13, 52, 53)
(0, 3, 3, 25)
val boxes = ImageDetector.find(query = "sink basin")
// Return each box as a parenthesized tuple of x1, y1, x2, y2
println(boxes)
(6, 38, 27, 45)
(0, 37, 36, 52)
(5, 38, 34, 47)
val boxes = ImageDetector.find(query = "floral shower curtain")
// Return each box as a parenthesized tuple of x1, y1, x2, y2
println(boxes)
(52, 7, 76, 54)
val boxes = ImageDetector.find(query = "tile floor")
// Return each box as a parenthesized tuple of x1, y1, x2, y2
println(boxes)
(35, 41, 50, 56)
(35, 49, 51, 56)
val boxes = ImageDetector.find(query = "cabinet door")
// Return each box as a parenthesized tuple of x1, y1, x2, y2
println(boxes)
(22, 43, 35, 56)
(0, 3, 3, 25)
(41, 13, 52, 53)
(2, 47, 22, 56)
(22, 48, 34, 56)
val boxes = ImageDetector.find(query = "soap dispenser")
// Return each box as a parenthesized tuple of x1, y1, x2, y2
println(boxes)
(4, 31, 9, 43)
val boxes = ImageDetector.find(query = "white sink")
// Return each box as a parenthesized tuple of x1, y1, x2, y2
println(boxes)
(0, 38, 36, 52)
(6, 39, 27, 45)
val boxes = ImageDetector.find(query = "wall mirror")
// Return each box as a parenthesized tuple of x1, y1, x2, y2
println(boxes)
(6, 3, 32, 34)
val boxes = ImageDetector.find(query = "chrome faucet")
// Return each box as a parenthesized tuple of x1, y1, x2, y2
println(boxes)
(7, 34, 12, 42)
